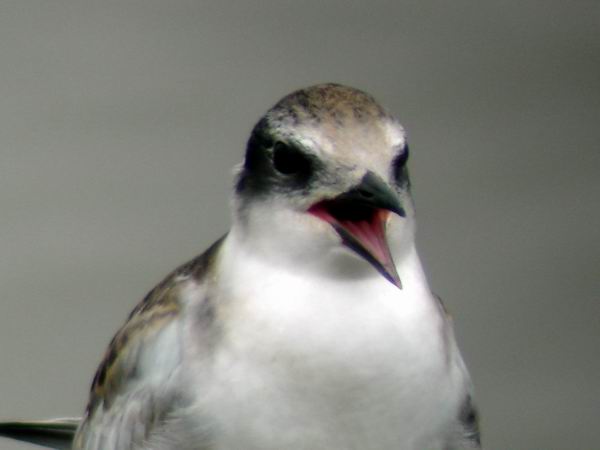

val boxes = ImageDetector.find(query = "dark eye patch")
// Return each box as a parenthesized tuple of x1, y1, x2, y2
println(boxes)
(392, 144, 410, 186)
(236, 119, 320, 200)
(272, 141, 312, 177)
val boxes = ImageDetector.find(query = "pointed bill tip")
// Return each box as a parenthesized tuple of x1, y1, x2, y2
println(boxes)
(380, 261, 402, 289)
(311, 205, 402, 289)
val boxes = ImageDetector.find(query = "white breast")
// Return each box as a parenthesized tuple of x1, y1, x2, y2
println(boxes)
(184, 242, 468, 450)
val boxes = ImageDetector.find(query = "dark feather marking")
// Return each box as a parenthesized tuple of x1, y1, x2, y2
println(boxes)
(236, 124, 324, 201)
(0, 420, 78, 450)
(392, 144, 411, 189)
(236, 84, 396, 204)
(459, 394, 481, 445)
(85, 236, 225, 414)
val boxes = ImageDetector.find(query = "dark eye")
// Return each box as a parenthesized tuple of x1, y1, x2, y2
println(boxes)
(272, 141, 312, 176)
(392, 145, 409, 184)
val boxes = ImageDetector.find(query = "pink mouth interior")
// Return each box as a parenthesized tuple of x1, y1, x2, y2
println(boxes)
(308, 202, 398, 283)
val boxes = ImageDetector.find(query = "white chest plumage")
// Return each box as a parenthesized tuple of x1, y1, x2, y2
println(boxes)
(186, 241, 468, 450)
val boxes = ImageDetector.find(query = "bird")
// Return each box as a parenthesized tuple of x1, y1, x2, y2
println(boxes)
(0, 83, 481, 450)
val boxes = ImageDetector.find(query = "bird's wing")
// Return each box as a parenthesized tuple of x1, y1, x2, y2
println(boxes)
(457, 394, 482, 449)
(444, 393, 482, 450)
(432, 294, 483, 450)
(0, 418, 79, 449)
(73, 237, 225, 450)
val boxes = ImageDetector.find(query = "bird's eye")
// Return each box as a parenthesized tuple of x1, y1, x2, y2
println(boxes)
(272, 141, 312, 176)
(392, 145, 409, 183)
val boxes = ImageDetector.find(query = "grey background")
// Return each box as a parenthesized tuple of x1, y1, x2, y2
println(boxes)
(0, 1, 598, 449)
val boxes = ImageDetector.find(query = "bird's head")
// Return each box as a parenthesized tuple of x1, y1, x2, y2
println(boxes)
(233, 84, 413, 288)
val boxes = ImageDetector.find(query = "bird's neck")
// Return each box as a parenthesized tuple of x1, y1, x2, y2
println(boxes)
(220, 226, 432, 299)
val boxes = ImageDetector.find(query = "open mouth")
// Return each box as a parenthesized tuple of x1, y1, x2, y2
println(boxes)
(309, 198, 402, 288)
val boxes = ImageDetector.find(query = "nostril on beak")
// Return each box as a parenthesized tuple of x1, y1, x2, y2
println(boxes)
(358, 188, 374, 199)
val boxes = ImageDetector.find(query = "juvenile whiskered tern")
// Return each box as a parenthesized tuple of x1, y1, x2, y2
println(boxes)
(0, 84, 481, 450)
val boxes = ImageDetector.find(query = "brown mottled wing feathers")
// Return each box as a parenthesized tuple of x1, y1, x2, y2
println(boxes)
(75, 236, 225, 449)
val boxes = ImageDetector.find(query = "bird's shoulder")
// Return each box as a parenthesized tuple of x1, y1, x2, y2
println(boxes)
(74, 235, 225, 449)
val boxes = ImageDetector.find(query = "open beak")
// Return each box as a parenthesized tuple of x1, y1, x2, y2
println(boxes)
(308, 171, 405, 288)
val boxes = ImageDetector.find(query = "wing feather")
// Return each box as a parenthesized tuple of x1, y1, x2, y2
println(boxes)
(74, 237, 224, 450)
(0, 418, 79, 449)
